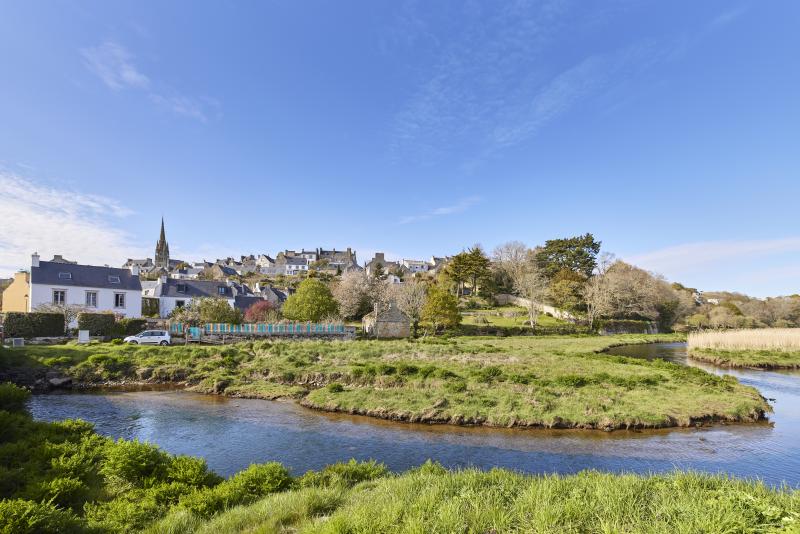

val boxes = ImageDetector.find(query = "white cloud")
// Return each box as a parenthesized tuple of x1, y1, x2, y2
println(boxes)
(81, 41, 216, 122)
(625, 238, 800, 296)
(0, 171, 148, 275)
(399, 196, 480, 224)
(81, 42, 150, 91)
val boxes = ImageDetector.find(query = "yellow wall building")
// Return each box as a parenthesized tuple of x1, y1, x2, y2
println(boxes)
(1, 271, 30, 312)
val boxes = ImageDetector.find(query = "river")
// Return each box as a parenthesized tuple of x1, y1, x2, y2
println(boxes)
(28, 342, 800, 486)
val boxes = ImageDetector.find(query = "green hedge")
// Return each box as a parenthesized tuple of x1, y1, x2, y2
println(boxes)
(118, 318, 148, 336)
(77, 313, 117, 337)
(598, 319, 656, 334)
(2, 312, 65, 338)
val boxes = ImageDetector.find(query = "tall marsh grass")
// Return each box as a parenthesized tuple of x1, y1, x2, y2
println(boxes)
(688, 328, 800, 352)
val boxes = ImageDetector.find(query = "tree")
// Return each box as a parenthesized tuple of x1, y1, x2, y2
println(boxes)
(510, 260, 548, 328)
(332, 271, 371, 319)
(421, 286, 461, 333)
(548, 269, 587, 312)
(282, 278, 339, 322)
(492, 241, 528, 292)
(169, 297, 243, 325)
(536, 233, 601, 279)
(464, 245, 491, 295)
(493, 244, 548, 328)
(33, 303, 86, 332)
(244, 300, 279, 323)
(366, 276, 392, 315)
(583, 254, 615, 330)
(371, 262, 385, 280)
(393, 280, 428, 336)
(443, 253, 469, 296)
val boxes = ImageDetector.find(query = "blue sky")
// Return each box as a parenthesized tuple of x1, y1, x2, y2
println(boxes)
(1, 1, 799, 296)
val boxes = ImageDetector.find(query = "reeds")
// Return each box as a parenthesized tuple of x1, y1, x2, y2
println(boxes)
(688, 328, 800, 352)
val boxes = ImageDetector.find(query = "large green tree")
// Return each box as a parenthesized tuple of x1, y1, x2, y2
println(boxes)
(282, 278, 339, 321)
(536, 233, 601, 279)
(464, 245, 492, 296)
(421, 286, 461, 333)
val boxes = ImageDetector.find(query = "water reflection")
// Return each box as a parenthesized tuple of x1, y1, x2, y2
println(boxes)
(28, 343, 800, 487)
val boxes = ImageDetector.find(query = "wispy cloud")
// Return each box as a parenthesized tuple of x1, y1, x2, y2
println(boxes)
(627, 238, 800, 274)
(81, 42, 150, 91)
(399, 196, 481, 224)
(81, 41, 215, 122)
(0, 171, 148, 275)
(625, 238, 800, 296)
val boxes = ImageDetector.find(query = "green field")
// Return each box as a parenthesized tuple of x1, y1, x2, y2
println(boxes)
(690, 348, 800, 369)
(461, 305, 567, 328)
(2, 334, 769, 430)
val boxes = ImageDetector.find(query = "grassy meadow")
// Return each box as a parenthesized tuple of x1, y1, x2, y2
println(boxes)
(1, 334, 770, 430)
(689, 329, 800, 369)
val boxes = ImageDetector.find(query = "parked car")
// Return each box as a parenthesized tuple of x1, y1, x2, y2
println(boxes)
(124, 330, 171, 345)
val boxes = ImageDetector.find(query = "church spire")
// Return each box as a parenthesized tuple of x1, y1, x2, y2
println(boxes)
(155, 217, 170, 269)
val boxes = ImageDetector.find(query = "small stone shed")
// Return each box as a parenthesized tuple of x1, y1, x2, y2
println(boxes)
(362, 303, 411, 338)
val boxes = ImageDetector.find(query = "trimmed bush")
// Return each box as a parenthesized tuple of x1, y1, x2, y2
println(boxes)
(77, 313, 116, 337)
(2, 312, 64, 338)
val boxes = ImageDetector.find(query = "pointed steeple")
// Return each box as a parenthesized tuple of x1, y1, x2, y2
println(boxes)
(155, 217, 170, 269)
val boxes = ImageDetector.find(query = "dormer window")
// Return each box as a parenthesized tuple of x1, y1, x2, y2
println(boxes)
(177, 284, 187, 293)
(108, 275, 121, 284)
(218, 286, 226, 295)
(58, 272, 72, 279)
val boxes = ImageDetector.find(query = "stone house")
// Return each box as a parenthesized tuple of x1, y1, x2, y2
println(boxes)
(362, 303, 411, 338)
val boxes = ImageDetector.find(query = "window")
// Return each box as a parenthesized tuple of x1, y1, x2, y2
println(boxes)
(108, 275, 121, 284)
(177, 284, 187, 293)
(176, 300, 185, 308)
(58, 272, 72, 279)
(85, 291, 97, 307)
(114, 293, 125, 308)
(218, 286, 226, 295)
(52, 290, 65, 305)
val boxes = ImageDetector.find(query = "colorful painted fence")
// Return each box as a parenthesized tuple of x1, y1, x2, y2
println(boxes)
(169, 322, 349, 337)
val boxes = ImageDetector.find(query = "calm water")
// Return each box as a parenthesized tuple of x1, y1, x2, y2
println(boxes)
(29, 343, 800, 486)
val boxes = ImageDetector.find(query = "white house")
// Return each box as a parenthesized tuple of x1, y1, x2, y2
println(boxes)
(28, 253, 143, 322)
(150, 276, 258, 318)
(402, 259, 429, 273)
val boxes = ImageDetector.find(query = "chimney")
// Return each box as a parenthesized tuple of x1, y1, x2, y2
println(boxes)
(130, 264, 140, 276)
(159, 274, 167, 284)
(375, 252, 385, 262)
(31, 252, 40, 268)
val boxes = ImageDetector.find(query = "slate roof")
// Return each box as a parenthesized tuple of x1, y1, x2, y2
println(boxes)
(159, 279, 235, 298)
(31, 261, 142, 291)
(233, 295, 264, 311)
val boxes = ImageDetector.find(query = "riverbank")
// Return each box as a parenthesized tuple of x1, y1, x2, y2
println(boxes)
(688, 328, 800, 369)
(148, 467, 800, 534)
(689, 348, 800, 369)
(0, 334, 771, 431)
(2, 384, 797, 534)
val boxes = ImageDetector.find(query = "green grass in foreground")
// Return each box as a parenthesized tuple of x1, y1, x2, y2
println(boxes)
(690, 348, 800, 369)
(2, 382, 797, 534)
(2, 334, 770, 430)
(148, 465, 800, 534)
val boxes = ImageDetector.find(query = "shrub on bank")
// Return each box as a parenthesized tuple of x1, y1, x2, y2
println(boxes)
(77, 313, 116, 337)
(2, 312, 65, 338)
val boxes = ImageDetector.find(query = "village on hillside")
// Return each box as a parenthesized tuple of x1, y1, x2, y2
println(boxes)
(2, 219, 797, 344)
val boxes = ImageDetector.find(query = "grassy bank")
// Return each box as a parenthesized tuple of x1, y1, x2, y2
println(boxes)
(2, 383, 797, 534)
(688, 329, 800, 369)
(149, 466, 800, 534)
(1, 334, 770, 430)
